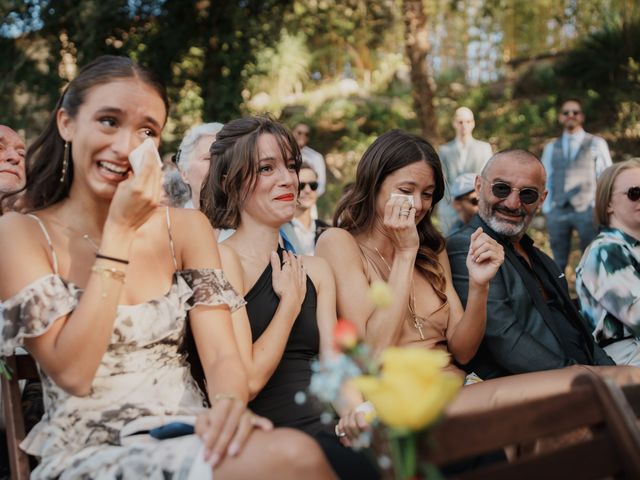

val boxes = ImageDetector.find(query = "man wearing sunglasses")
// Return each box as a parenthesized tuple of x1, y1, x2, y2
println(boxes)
(438, 107, 493, 235)
(288, 163, 329, 255)
(292, 122, 326, 198)
(447, 149, 614, 380)
(541, 98, 612, 272)
(449, 173, 479, 237)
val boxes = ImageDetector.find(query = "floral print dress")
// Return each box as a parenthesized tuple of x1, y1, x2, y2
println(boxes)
(0, 212, 245, 479)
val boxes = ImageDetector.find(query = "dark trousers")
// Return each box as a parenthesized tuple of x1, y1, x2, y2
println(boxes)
(546, 206, 597, 271)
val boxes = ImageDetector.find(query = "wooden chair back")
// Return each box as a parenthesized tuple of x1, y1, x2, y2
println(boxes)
(1, 353, 38, 480)
(426, 372, 640, 480)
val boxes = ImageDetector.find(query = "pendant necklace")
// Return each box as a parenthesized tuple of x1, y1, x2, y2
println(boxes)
(48, 217, 100, 252)
(373, 246, 426, 340)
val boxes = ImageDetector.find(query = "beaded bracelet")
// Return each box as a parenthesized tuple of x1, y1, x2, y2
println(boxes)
(96, 253, 129, 265)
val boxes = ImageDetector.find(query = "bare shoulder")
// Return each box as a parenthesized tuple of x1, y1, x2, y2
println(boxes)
(167, 207, 212, 233)
(0, 211, 36, 234)
(316, 227, 360, 260)
(0, 212, 58, 297)
(0, 211, 49, 252)
(302, 255, 332, 279)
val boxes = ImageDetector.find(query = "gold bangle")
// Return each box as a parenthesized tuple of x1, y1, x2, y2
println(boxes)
(212, 393, 241, 404)
(91, 265, 126, 298)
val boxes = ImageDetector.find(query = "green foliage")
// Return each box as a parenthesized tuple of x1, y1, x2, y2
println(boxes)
(556, 17, 640, 96)
(243, 30, 311, 116)
(285, 0, 397, 80)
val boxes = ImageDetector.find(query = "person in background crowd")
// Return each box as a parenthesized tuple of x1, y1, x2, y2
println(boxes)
(0, 125, 27, 214)
(292, 122, 327, 198)
(576, 159, 640, 366)
(176, 122, 223, 209)
(161, 169, 192, 208)
(0, 55, 334, 480)
(542, 98, 612, 272)
(438, 107, 493, 234)
(201, 116, 378, 479)
(449, 172, 479, 237)
(289, 162, 329, 255)
(447, 149, 615, 380)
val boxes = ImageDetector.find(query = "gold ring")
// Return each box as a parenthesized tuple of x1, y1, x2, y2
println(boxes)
(334, 424, 347, 438)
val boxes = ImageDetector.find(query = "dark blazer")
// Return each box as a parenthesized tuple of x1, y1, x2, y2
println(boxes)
(446, 215, 614, 379)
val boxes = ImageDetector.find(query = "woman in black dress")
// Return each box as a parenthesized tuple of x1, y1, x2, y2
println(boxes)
(200, 116, 379, 479)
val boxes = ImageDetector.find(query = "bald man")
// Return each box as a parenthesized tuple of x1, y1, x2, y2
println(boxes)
(447, 149, 614, 379)
(438, 107, 493, 234)
(0, 125, 26, 213)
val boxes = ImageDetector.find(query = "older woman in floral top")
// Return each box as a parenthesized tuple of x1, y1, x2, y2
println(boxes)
(576, 159, 640, 366)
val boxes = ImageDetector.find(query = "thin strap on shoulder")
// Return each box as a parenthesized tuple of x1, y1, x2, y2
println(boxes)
(26, 214, 60, 275)
(165, 207, 178, 269)
(355, 242, 373, 282)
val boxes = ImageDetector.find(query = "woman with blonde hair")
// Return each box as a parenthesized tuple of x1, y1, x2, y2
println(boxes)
(576, 158, 640, 366)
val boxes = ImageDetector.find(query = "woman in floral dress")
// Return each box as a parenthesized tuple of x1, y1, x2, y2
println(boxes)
(0, 55, 334, 480)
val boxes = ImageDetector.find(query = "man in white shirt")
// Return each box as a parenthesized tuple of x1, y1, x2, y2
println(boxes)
(541, 98, 612, 272)
(438, 107, 493, 234)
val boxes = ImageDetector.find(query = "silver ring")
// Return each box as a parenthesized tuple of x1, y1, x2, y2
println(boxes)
(400, 209, 411, 216)
(335, 424, 347, 438)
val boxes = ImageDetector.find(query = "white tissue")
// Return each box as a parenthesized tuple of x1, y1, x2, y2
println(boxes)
(129, 138, 162, 174)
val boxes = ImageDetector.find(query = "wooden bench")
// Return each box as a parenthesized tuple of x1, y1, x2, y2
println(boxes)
(1, 353, 38, 480)
(425, 372, 640, 479)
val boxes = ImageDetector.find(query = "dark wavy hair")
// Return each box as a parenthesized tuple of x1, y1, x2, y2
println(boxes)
(200, 115, 301, 230)
(15, 55, 168, 211)
(334, 129, 447, 291)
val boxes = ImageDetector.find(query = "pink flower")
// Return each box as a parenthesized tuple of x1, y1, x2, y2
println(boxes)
(334, 319, 359, 352)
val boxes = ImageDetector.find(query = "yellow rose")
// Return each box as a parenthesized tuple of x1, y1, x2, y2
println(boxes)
(368, 280, 394, 309)
(353, 347, 461, 430)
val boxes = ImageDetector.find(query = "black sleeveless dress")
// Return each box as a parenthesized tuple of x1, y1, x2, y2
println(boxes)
(246, 249, 327, 434)
(245, 247, 379, 479)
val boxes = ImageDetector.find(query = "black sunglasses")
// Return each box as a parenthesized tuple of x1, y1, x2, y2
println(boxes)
(466, 197, 479, 206)
(299, 181, 319, 192)
(619, 186, 640, 202)
(490, 182, 540, 205)
(562, 110, 582, 116)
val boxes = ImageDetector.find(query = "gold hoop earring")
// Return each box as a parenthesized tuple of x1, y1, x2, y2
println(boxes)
(60, 141, 70, 183)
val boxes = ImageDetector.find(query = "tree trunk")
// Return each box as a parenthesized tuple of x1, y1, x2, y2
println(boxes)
(402, 0, 440, 145)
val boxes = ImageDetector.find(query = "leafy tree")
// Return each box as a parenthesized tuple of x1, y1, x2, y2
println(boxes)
(403, 0, 439, 144)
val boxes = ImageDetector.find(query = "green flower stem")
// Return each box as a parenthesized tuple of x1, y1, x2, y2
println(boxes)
(403, 432, 417, 478)
(388, 430, 418, 479)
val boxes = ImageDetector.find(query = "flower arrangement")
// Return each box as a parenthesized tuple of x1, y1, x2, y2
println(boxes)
(310, 282, 462, 479)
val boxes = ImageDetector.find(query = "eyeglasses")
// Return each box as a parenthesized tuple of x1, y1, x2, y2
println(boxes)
(466, 197, 479, 206)
(617, 186, 640, 202)
(562, 110, 582, 116)
(299, 181, 319, 192)
(490, 181, 540, 205)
